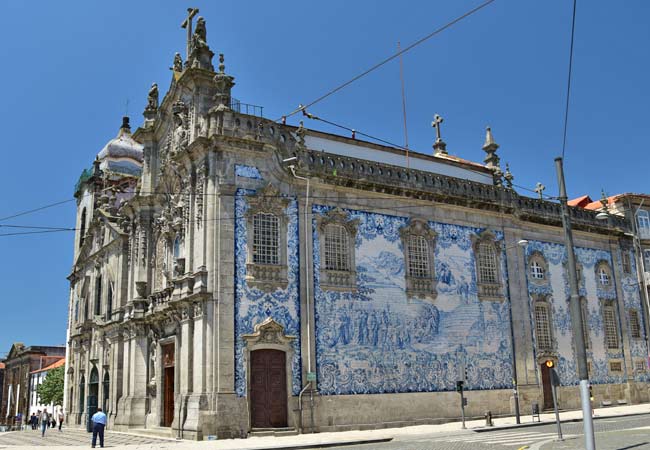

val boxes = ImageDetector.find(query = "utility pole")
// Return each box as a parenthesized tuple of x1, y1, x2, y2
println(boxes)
(555, 157, 595, 450)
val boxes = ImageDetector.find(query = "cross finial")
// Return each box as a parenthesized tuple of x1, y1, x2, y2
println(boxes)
(599, 189, 609, 210)
(431, 114, 447, 156)
(431, 114, 444, 141)
(534, 182, 546, 199)
(180, 8, 200, 61)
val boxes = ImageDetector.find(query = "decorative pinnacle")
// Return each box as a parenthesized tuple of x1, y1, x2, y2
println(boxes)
(504, 163, 514, 189)
(599, 189, 609, 210)
(483, 126, 499, 151)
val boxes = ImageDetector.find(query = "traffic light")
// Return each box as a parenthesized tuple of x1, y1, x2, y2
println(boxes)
(456, 380, 464, 392)
(589, 384, 594, 401)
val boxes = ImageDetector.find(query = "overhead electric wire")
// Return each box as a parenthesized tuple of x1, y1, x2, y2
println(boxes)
(0, 198, 75, 222)
(275, 0, 497, 122)
(561, 0, 578, 159)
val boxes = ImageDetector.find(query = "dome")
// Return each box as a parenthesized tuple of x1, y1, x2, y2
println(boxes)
(97, 117, 144, 177)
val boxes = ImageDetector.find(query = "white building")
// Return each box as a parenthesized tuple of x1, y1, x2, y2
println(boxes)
(28, 359, 65, 417)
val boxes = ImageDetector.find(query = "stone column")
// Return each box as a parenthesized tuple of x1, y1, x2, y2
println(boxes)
(107, 329, 122, 426)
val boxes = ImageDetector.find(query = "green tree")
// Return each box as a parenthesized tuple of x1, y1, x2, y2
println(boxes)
(36, 366, 64, 406)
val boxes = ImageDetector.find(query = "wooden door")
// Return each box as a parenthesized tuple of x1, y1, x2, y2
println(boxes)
(541, 364, 553, 410)
(250, 349, 287, 428)
(162, 343, 175, 428)
(163, 367, 175, 427)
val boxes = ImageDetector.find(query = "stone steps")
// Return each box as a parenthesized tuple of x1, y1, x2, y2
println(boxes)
(249, 427, 298, 437)
(127, 427, 177, 439)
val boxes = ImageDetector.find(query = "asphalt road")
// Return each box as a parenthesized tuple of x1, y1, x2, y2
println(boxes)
(320, 413, 650, 450)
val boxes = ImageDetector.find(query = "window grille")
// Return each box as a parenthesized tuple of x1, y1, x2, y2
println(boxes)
(609, 361, 622, 372)
(530, 260, 545, 280)
(478, 242, 498, 284)
(638, 210, 650, 230)
(630, 309, 642, 339)
(603, 304, 619, 349)
(535, 303, 553, 350)
(599, 267, 610, 286)
(644, 250, 650, 269)
(635, 359, 646, 372)
(252, 213, 280, 265)
(324, 224, 350, 271)
(408, 235, 430, 278)
(581, 299, 590, 349)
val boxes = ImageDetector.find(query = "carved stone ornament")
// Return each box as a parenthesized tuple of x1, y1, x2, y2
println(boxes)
(146, 83, 159, 111)
(172, 100, 190, 153)
(399, 218, 438, 301)
(193, 301, 204, 318)
(242, 318, 297, 349)
(135, 281, 148, 299)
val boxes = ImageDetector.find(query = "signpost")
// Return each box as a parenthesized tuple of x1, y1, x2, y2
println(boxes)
(546, 360, 563, 441)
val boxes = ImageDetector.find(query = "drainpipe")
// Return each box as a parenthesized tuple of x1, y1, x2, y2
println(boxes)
(297, 382, 311, 434)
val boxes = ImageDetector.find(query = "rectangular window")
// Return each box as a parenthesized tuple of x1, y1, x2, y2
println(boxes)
(535, 304, 553, 351)
(324, 225, 350, 271)
(478, 243, 498, 284)
(629, 309, 642, 339)
(253, 213, 279, 265)
(644, 250, 650, 270)
(408, 235, 430, 278)
(603, 304, 619, 349)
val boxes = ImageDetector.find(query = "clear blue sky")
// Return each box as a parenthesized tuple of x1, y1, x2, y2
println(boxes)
(0, 0, 648, 356)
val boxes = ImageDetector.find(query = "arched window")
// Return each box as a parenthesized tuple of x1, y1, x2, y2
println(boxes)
(596, 261, 613, 290)
(78, 375, 86, 415)
(534, 301, 553, 351)
(629, 309, 642, 339)
(599, 267, 610, 286)
(528, 252, 548, 284)
(407, 235, 430, 278)
(94, 275, 102, 317)
(324, 224, 350, 271)
(252, 212, 280, 265)
(106, 282, 113, 321)
(621, 250, 632, 274)
(103, 372, 110, 412)
(79, 208, 87, 249)
(173, 236, 181, 260)
(400, 219, 437, 300)
(317, 208, 359, 291)
(530, 260, 544, 279)
(472, 231, 504, 301)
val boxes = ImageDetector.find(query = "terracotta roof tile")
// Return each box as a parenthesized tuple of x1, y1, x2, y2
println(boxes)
(30, 358, 65, 374)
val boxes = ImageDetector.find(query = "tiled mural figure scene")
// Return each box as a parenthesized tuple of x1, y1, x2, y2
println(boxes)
(57, 11, 650, 441)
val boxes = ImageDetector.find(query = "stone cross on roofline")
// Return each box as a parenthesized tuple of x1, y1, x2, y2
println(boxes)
(534, 182, 546, 199)
(431, 114, 447, 156)
(181, 8, 200, 62)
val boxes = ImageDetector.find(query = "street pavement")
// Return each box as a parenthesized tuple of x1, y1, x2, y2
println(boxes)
(1, 404, 650, 449)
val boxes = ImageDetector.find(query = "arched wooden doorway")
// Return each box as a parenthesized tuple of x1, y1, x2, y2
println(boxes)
(162, 343, 175, 427)
(250, 349, 287, 428)
(86, 368, 99, 432)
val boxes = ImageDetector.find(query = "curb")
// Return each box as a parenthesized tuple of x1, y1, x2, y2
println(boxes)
(243, 437, 393, 449)
(473, 410, 650, 433)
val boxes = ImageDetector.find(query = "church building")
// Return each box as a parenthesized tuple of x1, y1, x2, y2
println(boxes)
(64, 11, 649, 439)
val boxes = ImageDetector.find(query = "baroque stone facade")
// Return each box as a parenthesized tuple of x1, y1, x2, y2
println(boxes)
(65, 12, 649, 440)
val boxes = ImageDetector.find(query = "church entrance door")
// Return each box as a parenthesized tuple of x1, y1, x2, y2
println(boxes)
(87, 368, 99, 432)
(162, 343, 175, 428)
(250, 349, 287, 428)
(540, 364, 554, 410)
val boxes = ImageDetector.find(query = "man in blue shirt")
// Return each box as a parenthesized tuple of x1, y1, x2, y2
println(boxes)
(90, 408, 107, 448)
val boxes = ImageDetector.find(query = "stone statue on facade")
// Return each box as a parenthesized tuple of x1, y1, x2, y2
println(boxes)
(147, 83, 159, 111)
(172, 53, 183, 72)
(191, 17, 208, 52)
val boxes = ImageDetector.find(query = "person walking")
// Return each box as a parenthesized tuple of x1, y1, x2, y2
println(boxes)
(90, 407, 107, 448)
(58, 410, 64, 432)
(30, 413, 37, 430)
(39, 409, 49, 438)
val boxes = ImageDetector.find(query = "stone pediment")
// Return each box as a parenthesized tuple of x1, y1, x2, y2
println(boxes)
(241, 318, 296, 347)
(6, 342, 25, 360)
(76, 212, 124, 264)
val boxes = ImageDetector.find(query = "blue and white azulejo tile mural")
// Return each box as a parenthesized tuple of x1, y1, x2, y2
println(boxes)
(312, 205, 514, 395)
(523, 240, 646, 386)
(235, 164, 263, 180)
(234, 188, 302, 397)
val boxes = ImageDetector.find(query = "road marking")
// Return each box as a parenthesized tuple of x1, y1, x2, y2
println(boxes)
(436, 430, 563, 447)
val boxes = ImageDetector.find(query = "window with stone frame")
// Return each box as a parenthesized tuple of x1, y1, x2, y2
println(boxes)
(534, 301, 554, 351)
(629, 309, 642, 339)
(400, 219, 437, 300)
(638, 210, 650, 232)
(580, 297, 590, 349)
(596, 261, 614, 290)
(317, 208, 359, 291)
(634, 359, 646, 373)
(472, 230, 504, 301)
(94, 275, 103, 317)
(245, 185, 289, 292)
(527, 251, 548, 284)
(602, 300, 620, 350)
